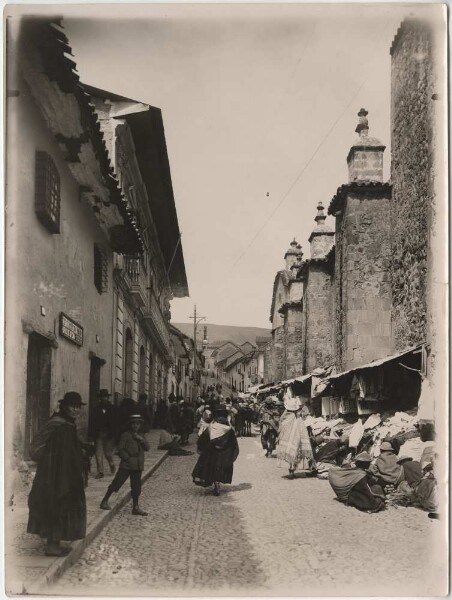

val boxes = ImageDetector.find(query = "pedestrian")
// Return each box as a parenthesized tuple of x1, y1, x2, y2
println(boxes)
(192, 416, 239, 496)
(100, 414, 149, 516)
(276, 395, 316, 479)
(91, 388, 117, 479)
(27, 391, 87, 557)
(168, 395, 180, 435)
(154, 398, 168, 429)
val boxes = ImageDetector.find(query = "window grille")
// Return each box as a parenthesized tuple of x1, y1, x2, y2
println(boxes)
(35, 151, 60, 233)
(94, 243, 108, 293)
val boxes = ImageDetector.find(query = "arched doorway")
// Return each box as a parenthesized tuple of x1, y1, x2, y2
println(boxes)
(124, 327, 133, 398)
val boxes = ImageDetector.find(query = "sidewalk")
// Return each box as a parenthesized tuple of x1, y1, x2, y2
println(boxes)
(6, 430, 169, 595)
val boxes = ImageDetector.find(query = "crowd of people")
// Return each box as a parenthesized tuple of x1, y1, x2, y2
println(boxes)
(254, 388, 439, 518)
(25, 383, 438, 557)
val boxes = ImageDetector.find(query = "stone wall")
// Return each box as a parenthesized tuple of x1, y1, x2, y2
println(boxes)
(335, 190, 392, 370)
(390, 19, 434, 351)
(272, 326, 285, 383)
(284, 306, 304, 378)
(305, 263, 334, 372)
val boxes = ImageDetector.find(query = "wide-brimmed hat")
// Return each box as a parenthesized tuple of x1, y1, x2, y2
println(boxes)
(397, 455, 413, 464)
(355, 451, 372, 463)
(98, 388, 111, 397)
(380, 442, 394, 452)
(59, 391, 86, 407)
(284, 396, 301, 412)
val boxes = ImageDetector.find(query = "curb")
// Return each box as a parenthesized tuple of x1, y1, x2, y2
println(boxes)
(24, 450, 169, 594)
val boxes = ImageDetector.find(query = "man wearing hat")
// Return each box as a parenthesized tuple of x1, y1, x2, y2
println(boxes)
(100, 414, 149, 516)
(27, 392, 87, 556)
(90, 389, 117, 479)
(369, 441, 404, 488)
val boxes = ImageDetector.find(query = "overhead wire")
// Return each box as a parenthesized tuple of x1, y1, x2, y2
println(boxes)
(230, 16, 397, 271)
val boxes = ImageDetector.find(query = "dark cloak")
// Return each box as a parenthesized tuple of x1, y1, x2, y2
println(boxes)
(192, 429, 239, 486)
(27, 413, 86, 541)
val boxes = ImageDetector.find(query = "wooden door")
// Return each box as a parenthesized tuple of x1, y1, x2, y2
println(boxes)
(25, 333, 52, 457)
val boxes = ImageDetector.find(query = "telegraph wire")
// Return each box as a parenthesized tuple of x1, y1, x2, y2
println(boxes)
(230, 17, 397, 271)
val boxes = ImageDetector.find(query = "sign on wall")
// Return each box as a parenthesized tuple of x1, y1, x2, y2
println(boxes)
(59, 312, 83, 346)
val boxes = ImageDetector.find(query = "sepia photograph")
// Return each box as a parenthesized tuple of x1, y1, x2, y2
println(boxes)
(3, 2, 448, 597)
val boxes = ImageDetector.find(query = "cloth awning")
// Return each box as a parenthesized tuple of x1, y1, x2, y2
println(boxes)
(328, 345, 424, 383)
(257, 373, 312, 395)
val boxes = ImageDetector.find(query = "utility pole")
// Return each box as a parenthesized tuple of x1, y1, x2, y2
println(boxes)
(189, 305, 206, 403)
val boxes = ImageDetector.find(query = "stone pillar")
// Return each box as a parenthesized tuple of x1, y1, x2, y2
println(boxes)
(329, 110, 392, 371)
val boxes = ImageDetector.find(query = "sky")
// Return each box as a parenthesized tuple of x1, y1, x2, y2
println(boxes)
(9, 3, 426, 328)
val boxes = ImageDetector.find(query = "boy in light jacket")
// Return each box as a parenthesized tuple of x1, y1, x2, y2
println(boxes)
(100, 414, 149, 516)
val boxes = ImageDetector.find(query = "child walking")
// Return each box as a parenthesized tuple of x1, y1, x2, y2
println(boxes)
(100, 414, 149, 516)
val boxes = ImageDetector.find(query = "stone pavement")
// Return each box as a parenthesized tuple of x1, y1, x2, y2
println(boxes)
(50, 434, 446, 597)
(5, 430, 169, 595)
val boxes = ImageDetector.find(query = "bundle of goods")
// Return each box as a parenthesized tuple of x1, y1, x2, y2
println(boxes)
(357, 410, 420, 457)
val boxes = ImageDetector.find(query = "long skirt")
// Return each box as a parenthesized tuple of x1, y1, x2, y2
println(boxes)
(277, 413, 315, 471)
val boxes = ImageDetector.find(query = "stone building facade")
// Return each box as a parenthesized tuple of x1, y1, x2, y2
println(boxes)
(390, 19, 440, 355)
(303, 203, 335, 373)
(328, 110, 393, 371)
(266, 240, 304, 382)
(262, 17, 445, 420)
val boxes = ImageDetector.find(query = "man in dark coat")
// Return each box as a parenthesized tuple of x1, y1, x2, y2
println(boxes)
(90, 388, 117, 479)
(168, 396, 181, 435)
(27, 391, 87, 556)
(192, 417, 239, 496)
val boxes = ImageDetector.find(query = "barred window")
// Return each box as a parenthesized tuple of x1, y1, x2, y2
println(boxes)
(94, 243, 108, 293)
(35, 151, 60, 233)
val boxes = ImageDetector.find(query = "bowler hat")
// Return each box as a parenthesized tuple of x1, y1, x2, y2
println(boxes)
(380, 442, 394, 452)
(59, 391, 86, 407)
(355, 451, 372, 463)
(98, 388, 111, 397)
(396, 455, 413, 464)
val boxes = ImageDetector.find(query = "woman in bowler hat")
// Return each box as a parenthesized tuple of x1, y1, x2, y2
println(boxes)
(27, 392, 87, 556)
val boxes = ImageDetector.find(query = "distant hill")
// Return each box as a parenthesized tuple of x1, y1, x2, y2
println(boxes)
(172, 323, 271, 346)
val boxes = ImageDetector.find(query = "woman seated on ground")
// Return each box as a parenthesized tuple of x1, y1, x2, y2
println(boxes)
(329, 451, 385, 513)
(368, 441, 404, 489)
(157, 416, 193, 456)
(192, 416, 239, 496)
(314, 434, 349, 479)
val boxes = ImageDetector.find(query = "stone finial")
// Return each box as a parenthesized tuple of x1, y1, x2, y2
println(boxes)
(314, 201, 326, 226)
(355, 108, 369, 137)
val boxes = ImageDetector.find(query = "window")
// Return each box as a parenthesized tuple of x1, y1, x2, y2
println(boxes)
(124, 328, 133, 398)
(94, 244, 108, 293)
(35, 151, 60, 233)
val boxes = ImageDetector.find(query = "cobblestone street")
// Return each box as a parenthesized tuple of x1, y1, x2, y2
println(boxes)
(52, 434, 442, 596)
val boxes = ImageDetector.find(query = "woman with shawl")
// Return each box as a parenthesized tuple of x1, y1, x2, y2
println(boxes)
(328, 451, 385, 513)
(192, 416, 239, 496)
(276, 394, 316, 479)
(27, 392, 87, 556)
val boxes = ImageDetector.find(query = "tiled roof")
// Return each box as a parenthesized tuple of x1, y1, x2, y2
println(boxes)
(328, 181, 392, 217)
(20, 18, 143, 254)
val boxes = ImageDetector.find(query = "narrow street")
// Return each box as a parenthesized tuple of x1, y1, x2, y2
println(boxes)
(51, 433, 439, 596)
